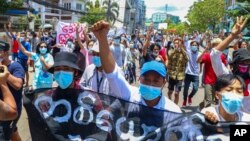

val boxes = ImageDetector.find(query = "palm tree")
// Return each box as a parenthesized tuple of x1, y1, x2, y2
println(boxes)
(85, 1, 94, 12)
(102, 0, 119, 25)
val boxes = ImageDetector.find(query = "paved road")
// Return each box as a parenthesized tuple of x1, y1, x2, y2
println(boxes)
(18, 62, 205, 141)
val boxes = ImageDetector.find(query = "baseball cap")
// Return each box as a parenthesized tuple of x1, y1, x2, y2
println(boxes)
(0, 41, 10, 51)
(140, 61, 167, 77)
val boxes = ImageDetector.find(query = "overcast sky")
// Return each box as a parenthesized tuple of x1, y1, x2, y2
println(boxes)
(144, 0, 198, 21)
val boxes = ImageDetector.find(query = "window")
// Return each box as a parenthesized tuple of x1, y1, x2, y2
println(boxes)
(64, 3, 71, 9)
(76, 3, 82, 10)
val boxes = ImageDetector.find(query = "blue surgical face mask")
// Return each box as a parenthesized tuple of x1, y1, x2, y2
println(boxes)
(92, 56, 102, 67)
(54, 71, 74, 89)
(156, 42, 162, 47)
(39, 48, 47, 54)
(19, 37, 25, 42)
(114, 39, 120, 45)
(191, 46, 198, 52)
(121, 37, 126, 41)
(67, 41, 73, 46)
(220, 92, 243, 114)
(223, 49, 229, 56)
(139, 84, 162, 101)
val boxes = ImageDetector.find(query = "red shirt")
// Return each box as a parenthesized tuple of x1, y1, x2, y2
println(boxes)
(12, 39, 19, 53)
(159, 47, 167, 62)
(244, 78, 250, 96)
(202, 52, 227, 84)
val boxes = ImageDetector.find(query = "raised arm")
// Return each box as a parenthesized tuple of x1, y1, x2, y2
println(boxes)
(91, 21, 115, 73)
(17, 37, 32, 57)
(7, 22, 15, 38)
(143, 25, 153, 56)
(76, 23, 85, 49)
(197, 45, 210, 63)
(0, 65, 17, 121)
(215, 16, 248, 52)
(4, 24, 12, 39)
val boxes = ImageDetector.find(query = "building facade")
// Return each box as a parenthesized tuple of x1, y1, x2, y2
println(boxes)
(29, 0, 85, 24)
(113, 0, 146, 34)
(151, 12, 180, 29)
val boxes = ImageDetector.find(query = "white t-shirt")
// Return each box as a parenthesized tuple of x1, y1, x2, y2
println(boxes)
(79, 64, 111, 94)
(201, 105, 250, 122)
(110, 44, 125, 67)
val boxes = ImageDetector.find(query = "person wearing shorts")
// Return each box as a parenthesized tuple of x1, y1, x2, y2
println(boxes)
(167, 38, 188, 104)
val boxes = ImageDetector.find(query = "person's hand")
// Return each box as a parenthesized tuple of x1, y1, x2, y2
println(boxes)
(231, 16, 248, 36)
(204, 45, 210, 52)
(91, 20, 110, 41)
(0, 65, 10, 85)
(205, 111, 218, 124)
(40, 56, 45, 63)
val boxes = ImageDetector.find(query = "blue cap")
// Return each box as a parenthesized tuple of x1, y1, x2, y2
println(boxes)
(140, 61, 166, 77)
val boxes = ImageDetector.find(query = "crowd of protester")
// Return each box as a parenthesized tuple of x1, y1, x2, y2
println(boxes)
(0, 16, 250, 140)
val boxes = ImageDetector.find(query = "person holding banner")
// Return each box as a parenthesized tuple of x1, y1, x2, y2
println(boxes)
(202, 74, 250, 122)
(91, 21, 182, 112)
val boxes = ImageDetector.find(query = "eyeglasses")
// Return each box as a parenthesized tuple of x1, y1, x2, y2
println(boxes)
(40, 46, 47, 48)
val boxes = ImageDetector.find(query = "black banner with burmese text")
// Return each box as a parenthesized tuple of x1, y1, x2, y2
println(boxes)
(23, 88, 250, 141)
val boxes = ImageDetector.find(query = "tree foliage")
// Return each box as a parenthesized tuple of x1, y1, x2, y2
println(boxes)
(103, 0, 119, 25)
(0, 0, 24, 14)
(79, 0, 105, 25)
(166, 22, 189, 35)
(227, 0, 250, 28)
(186, 0, 225, 32)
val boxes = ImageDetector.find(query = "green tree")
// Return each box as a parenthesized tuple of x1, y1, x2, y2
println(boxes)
(79, 0, 105, 25)
(227, 0, 250, 28)
(187, 0, 225, 32)
(95, 0, 100, 8)
(102, 0, 119, 25)
(0, 0, 24, 14)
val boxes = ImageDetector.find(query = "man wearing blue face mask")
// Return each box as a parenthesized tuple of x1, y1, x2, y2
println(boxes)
(48, 52, 83, 89)
(79, 41, 124, 94)
(202, 74, 250, 123)
(182, 41, 201, 107)
(91, 21, 182, 112)
(110, 36, 125, 68)
(18, 32, 31, 87)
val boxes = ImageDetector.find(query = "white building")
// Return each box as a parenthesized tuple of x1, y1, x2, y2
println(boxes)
(29, 0, 85, 24)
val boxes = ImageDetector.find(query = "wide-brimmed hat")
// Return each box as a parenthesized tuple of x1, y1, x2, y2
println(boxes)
(230, 48, 250, 64)
(48, 52, 83, 74)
